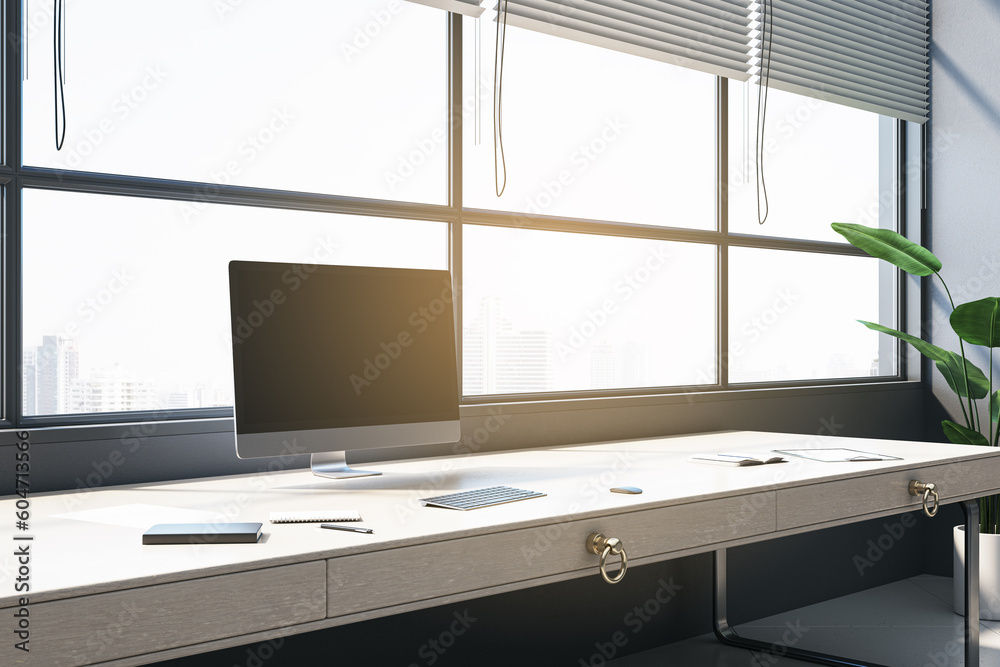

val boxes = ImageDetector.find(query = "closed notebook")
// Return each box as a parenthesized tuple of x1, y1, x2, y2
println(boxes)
(142, 522, 262, 545)
(269, 510, 362, 523)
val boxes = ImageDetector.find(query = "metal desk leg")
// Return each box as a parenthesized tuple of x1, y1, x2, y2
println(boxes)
(713, 548, 891, 667)
(714, 503, 982, 667)
(961, 499, 980, 666)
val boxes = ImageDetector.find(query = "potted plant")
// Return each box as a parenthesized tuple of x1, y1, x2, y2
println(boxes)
(832, 222, 1000, 619)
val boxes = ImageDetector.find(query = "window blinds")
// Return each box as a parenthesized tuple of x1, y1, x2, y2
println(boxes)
(753, 0, 929, 123)
(494, 0, 754, 81)
(412, 0, 930, 124)
(407, 0, 486, 18)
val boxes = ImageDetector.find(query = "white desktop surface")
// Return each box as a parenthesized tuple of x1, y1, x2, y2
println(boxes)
(2, 430, 999, 666)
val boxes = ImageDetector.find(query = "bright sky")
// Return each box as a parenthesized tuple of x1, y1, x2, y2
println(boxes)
(21, 0, 887, 412)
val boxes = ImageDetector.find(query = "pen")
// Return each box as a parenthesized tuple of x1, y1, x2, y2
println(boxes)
(321, 523, 374, 534)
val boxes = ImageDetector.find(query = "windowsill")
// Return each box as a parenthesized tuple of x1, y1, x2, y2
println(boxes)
(8, 380, 920, 446)
(460, 379, 918, 415)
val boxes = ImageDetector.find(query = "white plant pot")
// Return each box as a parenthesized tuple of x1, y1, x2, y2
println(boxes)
(953, 525, 1000, 619)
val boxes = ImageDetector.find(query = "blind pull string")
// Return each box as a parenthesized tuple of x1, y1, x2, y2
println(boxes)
(54, 0, 67, 150)
(23, 0, 28, 80)
(743, 80, 749, 182)
(475, 15, 481, 146)
(493, 0, 508, 197)
(755, 0, 773, 225)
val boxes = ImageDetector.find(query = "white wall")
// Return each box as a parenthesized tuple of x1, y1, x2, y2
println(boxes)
(928, 0, 1000, 431)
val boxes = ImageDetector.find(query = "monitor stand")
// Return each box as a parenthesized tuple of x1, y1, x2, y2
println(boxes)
(310, 451, 382, 479)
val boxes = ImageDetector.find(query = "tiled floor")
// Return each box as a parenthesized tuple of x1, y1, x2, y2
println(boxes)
(611, 575, 1000, 666)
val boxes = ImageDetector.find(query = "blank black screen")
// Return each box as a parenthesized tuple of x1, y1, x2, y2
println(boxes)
(229, 262, 459, 434)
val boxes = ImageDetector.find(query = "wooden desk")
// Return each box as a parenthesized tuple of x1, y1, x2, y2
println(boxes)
(2, 431, 998, 667)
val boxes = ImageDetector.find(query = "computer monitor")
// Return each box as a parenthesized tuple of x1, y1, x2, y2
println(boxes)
(228, 261, 461, 479)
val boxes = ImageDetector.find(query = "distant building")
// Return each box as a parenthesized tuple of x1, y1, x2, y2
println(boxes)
(464, 297, 554, 395)
(167, 392, 192, 410)
(25, 335, 79, 415)
(589, 341, 649, 390)
(70, 367, 158, 413)
(590, 343, 616, 390)
(22, 349, 36, 416)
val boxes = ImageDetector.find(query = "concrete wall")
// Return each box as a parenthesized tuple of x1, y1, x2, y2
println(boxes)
(926, 1, 1000, 435)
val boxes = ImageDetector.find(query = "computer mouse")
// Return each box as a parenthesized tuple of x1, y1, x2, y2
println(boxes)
(610, 486, 642, 495)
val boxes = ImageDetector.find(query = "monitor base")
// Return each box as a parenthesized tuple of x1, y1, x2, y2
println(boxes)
(310, 451, 382, 479)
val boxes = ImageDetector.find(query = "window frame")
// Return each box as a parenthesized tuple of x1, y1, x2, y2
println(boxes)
(0, 6, 920, 439)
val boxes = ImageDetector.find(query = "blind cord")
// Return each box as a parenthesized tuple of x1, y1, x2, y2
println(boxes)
(475, 15, 481, 146)
(23, 0, 29, 80)
(53, 0, 67, 150)
(493, 0, 508, 197)
(755, 0, 773, 225)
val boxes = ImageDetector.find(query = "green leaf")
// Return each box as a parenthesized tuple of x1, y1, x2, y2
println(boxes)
(951, 297, 1000, 347)
(858, 321, 950, 362)
(992, 391, 1000, 423)
(935, 353, 990, 399)
(942, 420, 990, 446)
(831, 223, 942, 276)
(859, 321, 989, 399)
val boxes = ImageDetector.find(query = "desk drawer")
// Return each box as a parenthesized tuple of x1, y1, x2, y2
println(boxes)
(15, 561, 326, 667)
(777, 458, 1000, 531)
(327, 492, 774, 618)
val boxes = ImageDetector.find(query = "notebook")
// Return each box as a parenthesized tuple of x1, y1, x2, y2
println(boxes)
(269, 510, 362, 524)
(142, 522, 262, 545)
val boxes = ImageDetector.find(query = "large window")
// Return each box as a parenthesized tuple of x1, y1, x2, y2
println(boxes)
(461, 23, 717, 229)
(459, 13, 896, 397)
(21, 190, 447, 416)
(8, 1, 905, 428)
(23, 0, 448, 203)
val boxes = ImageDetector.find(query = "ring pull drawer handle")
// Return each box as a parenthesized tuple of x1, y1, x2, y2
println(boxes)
(909, 480, 939, 517)
(586, 533, 628, 584)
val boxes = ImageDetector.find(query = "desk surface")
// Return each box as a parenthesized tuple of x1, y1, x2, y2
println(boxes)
(3, 430, 1000, 666)
(2, 430, 997, 607)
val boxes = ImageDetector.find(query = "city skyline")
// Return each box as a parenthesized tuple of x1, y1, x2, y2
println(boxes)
(23, 334, 230, 416)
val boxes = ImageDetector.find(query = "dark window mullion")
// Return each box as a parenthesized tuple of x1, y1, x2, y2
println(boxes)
(6, 0, 22, 426)
(718, 77, 729, 390)
(448, 11, 465, 400)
